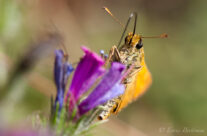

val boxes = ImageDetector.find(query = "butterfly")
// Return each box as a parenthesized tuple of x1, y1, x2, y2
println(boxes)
(98, 7, 167, 120)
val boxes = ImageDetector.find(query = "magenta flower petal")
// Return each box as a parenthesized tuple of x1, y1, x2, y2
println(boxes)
(66, 46, 105, 103)
(78, 62, 125, 115)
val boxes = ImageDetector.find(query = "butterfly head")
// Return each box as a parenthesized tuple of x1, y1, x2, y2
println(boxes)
(125, 32, 143, 50)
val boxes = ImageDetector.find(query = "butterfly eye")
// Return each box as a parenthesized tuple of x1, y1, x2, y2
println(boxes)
(136, 39, 143, 49)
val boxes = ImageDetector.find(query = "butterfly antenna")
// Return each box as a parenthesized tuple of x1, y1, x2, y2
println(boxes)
(117, 12, 137, 48)
(103, 7, 125, 28)
(132, 12, 137, 36)
(141, 33, 168, 39)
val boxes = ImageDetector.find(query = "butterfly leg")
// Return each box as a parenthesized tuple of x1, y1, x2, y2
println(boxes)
(122, 63, 142, 84)
(104, 45, 121, 67)
(128, 66, 142, 78)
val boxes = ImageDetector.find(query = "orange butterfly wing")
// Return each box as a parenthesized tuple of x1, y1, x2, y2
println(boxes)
(115, 55, 152, 113)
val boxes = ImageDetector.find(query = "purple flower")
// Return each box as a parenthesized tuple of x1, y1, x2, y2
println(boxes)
(53, 46, 126, 119)
(65, 46, 105, 109)
(78, 62, 125, 115)
(64, 46, 125, 116)
(54, 50, 74, 111)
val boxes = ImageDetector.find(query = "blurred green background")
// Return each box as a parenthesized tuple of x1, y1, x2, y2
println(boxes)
(0, 0, 206, 136)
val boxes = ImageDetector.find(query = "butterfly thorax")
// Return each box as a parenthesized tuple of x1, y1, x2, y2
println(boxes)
(118, 33, 144, 82)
